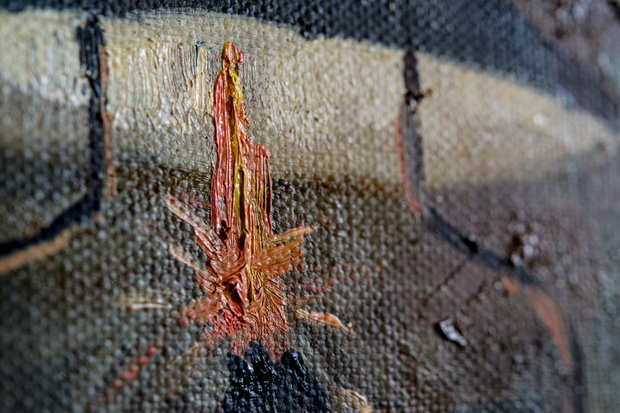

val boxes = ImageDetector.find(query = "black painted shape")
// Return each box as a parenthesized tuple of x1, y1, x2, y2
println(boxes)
(78, 15, 106, 217)
(403, 49, 585, 413)
(0, 15, 106, 257)
(403, 51, 425, 197)
(404, 50, 423, 104)
(1, 0, 618, 129)
(223, 341, 329, 413)
(609, 0, 620, 20)
(401, 52, 539, 288)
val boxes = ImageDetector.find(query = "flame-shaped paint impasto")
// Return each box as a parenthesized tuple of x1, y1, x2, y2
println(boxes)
(165, 42, 313, 359)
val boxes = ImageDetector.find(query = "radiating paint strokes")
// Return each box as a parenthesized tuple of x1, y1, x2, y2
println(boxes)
(113, 288, 175, 312)
(166, 42, 313, 360)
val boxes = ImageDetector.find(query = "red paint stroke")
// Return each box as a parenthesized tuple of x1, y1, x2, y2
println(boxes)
(503, 276, 572, 372)
(167, 42, 313, 360)
(523, 286, 573, 370)
(89, 340, 164, 413)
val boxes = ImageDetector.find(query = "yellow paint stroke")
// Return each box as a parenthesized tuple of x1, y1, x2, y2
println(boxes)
(333, 387, 372, 413)
(114, 288, 175, 312)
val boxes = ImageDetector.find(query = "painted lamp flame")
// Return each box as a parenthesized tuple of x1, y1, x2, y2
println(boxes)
(165, 42, 312, 359)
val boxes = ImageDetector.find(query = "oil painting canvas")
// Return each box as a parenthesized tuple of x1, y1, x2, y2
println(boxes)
(1, 1, 620, 412)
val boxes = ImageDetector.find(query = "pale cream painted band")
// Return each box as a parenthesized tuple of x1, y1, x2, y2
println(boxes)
(1, 9, 617, 189)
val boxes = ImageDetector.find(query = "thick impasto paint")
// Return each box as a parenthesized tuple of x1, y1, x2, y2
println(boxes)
(165, 42, 314, 359)
(88, 40, 361, 411)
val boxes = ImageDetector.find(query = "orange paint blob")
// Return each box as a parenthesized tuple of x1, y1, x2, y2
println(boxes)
(295, 309, 355, 335)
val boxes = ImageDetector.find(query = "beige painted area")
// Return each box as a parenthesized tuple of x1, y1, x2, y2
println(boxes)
(0, 9, 618, 188)
(417, 55, 619, 188)
(0, 10, 87, 105)
(0, 10, 90, 150)
(102, 11, 404, 183)
(0, 11, 91, 239)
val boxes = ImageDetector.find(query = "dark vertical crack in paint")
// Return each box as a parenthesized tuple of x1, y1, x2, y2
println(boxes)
(402, 50, 586, 413)
(223, 341, 329, 413)
(403, 51, 425, 199)
(79, 15, 106, 214)
(0, 15, 106, 257)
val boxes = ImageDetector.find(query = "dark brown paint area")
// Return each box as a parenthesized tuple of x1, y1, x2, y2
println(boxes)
(1, 145, 619, 410)
(418, 153, 620, 411)
(278, 175, 572, 411)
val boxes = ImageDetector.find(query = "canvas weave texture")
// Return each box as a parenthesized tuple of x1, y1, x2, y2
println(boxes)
(1, 1, 620, 412)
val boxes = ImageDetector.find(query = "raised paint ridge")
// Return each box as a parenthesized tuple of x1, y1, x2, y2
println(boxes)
(166, 42, 313, 359)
